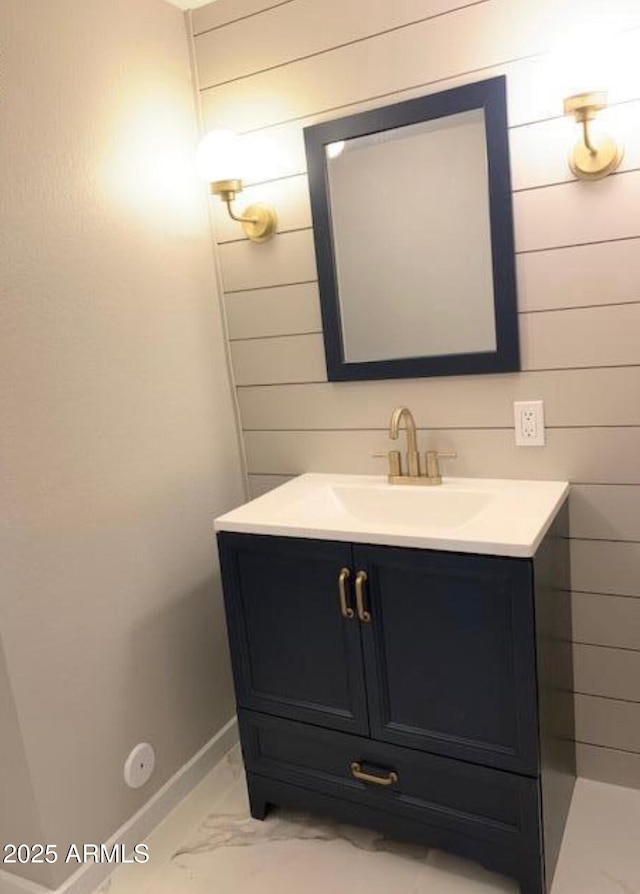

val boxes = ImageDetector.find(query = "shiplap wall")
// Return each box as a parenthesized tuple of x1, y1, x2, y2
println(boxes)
(189, 0, 640, 789)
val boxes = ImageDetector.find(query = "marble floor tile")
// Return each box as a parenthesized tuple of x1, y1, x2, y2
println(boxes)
(97, 747, 640, 894)
(96, 747, 245, 894)
(155, 796, 517, 894)
(551, 778, 640, 894)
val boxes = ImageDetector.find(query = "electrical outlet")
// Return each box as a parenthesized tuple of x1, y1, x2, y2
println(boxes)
(514, 400, 545, 447)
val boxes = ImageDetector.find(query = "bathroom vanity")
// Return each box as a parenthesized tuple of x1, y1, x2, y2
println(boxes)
(215, 474, 575, 894)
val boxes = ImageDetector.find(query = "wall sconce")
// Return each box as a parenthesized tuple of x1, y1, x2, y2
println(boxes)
(197, 130, 277, 242)
(563, 91, 623, 180)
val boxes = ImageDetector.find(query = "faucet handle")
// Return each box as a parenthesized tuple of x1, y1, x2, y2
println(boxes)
(425, 450, 457, 482)
(372, 450, 402, 477)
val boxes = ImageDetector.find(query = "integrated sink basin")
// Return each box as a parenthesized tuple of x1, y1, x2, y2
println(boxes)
(215, 474, 569, 558)
(330, 484, 490, 529)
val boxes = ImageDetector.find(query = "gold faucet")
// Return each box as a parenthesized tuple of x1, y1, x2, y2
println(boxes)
(389, 406, 421, 477)
(386, 406, 456, 486)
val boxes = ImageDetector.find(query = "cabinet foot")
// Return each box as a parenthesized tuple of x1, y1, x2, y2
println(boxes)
(516, 874, 545, 894)
(248, 788, 270, 821)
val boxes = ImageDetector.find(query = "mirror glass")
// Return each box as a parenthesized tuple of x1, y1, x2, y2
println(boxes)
(328, 110, 496, 362)
(304, 76, 519, 381)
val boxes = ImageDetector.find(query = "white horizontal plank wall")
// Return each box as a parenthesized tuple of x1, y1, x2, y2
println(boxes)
(191, 0, 640, 789)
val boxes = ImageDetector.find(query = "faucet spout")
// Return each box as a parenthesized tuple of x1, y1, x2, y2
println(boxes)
(389, 407, 420, 476)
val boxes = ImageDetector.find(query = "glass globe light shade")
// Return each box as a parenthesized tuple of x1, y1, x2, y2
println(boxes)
(196, 129, 242, 184)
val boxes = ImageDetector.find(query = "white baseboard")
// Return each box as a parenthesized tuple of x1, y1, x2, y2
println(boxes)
(0, 717, 239, 894)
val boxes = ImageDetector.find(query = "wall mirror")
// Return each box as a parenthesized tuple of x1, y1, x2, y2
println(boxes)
(303, 76, 519, 381)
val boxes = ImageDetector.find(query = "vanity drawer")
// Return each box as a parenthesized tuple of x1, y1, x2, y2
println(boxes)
(239, 710, 541, 850)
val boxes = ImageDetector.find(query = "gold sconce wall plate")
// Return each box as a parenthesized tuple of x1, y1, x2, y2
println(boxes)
(238, 203, 278, 243)
(567, 134, 623, 180)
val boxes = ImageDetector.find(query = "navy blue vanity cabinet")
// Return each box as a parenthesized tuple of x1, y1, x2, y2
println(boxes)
(217, 505, 574, 894)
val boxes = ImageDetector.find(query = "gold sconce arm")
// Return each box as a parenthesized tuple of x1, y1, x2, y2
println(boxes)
(580, 119, 598, 155)
(223, 197, 256, 225)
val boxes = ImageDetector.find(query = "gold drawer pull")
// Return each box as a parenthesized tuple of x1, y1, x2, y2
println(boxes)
(350, 761, 398, 787)
(355, 570, 371, 622)
(338, 567, 354, 619)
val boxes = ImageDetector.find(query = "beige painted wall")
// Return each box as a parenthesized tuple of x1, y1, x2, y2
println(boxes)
(0, 636, 53, 887)
(0, 0, 245, 885)
(190, 0, 640, 790)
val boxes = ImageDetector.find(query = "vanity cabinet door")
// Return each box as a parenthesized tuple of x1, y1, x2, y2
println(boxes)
(218, 533, 370, 735)
(354, 545, 539, 774)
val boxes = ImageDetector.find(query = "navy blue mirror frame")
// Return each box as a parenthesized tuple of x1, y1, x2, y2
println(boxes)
(303, 76, 519, 381)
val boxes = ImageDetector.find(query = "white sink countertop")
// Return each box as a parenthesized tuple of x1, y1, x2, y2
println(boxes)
(214, 474, 570, 558)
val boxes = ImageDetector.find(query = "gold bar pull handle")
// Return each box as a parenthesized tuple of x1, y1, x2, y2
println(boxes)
(355, 570, 371, 623)
(350, 761, 398, 787)
(338, 567, 354, 619)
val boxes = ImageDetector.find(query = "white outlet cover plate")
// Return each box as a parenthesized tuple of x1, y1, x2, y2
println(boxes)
(124, 743, 155, 788)
(514, 400, 545, 446)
